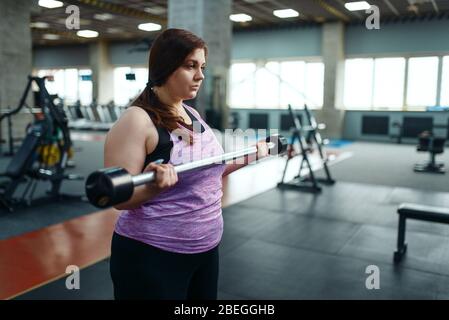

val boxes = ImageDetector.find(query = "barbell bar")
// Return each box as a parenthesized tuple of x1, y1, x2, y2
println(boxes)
(85, 134, 288, 208)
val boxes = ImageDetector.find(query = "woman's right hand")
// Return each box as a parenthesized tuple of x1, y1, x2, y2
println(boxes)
(144, 161, 178, 191)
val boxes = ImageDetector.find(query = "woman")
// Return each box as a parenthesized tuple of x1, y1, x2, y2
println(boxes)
(106, 28, 269, 300)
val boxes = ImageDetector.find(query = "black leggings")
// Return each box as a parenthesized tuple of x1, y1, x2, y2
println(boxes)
(110, 232, 219, 300)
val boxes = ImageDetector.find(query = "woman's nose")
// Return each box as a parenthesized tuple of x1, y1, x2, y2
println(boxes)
(195, 68, 205, 81)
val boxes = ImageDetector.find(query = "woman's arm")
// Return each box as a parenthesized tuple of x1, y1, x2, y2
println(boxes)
(104, 107, 176, 210)
(222, 141, 269, 177)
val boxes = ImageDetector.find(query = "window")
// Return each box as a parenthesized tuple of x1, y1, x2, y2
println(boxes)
(229, 59, 324, 109)
(343, 56, 443, 111)
(440, 56, 449, 106)
(113, 67, 148, 106)
(255, 61, 280, 108)
(343, 58, 374, 110)
(406, 57, 439, 108)
(280, 61, 305, 108)
(36, 68, 93, 105)
(305, 62, 324, 108)
(373, 58, 405, 110)
(64, 69, 78, 104)
(229, 62, 256, 108)
(78, 69, 93, 106)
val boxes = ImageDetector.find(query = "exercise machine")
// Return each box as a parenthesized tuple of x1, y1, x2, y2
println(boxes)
(301, 105, 335, 185)
(414, 131, 445, 174)
(277, 104, 335, 193)
(0, 76, 83, 212)
(0, 79, 39, 156)
(277, 105, 322, 193)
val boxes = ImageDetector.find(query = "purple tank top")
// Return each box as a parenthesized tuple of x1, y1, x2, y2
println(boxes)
(114, 104, 226, 254)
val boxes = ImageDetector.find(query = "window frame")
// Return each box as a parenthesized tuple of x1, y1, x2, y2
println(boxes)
(344, 52, 449, 111)
(228, 56, 324, 110)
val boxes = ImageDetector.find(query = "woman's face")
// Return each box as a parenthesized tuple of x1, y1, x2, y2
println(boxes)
(165, 48, 206, 100)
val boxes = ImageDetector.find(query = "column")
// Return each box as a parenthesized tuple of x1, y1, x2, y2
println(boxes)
(315, 22, 346, 139)
(0, 0, 33, 144)
(89, 40, 114, 105)
(168, 0, 232, 130)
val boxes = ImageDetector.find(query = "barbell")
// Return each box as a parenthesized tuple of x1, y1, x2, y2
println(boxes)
(85, 134, 288, 208)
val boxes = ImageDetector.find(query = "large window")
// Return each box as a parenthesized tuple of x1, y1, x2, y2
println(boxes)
(373, 58, 405, 109)
(279, 61, 305, 108)
(343, 58, 374, 110)
(440, 56, 449, 106)
(113, 67, 148, 106)
(229, 62, 256, 108)
(78, 70, 93, 106)
(343, 56, 445, 110)
(305, 62, 325, 108)
(406, 57, 439, 108)
(229, 59, 324, 109)
(36, 68, 92, 105)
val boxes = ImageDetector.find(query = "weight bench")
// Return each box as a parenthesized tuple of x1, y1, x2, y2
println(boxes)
(394, 203, 449, 263)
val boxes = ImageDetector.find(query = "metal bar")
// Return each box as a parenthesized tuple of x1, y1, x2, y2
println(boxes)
(131, 141, 279, 186)
(397, 215, 406, 251)
(132, 146, 258, 186)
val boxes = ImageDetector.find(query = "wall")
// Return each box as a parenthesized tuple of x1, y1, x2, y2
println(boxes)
(33, 45, 89, 68)
(232, 26, 322, 60)
(346, 19, 449, 56)
(343, 110, 449, 143)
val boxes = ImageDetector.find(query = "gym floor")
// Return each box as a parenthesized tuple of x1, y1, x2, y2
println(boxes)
(1, 132, 448, 300)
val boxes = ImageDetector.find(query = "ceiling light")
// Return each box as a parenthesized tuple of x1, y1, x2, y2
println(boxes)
(76, 30, 99, 38)
(38, 0, 63, 9)
(30, 22, 50, 28)
(94, 13, 114, 21)
(273, 9, 299, 18)
(137, 23, 162, 32)
(229, 14, 253, 22)
(42, 34, 60, 40)
(345, 1, 371, 11)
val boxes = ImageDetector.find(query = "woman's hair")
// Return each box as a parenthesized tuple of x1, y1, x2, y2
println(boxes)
(132, 28, 208, 133)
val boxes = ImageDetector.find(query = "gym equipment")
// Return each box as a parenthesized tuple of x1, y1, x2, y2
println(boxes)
(414, 131, 445, 174)
(85, 135, 288, 208)
(0, 76, 83, 212)
(0, 78, 41, 156)
(0, 106, 23, 156)
(278, 105, 320, 193)
(87, 104, 114, 131)
(66, 101, 94, 130)
(66, 102, 119, 131)
(277, 104, 334, 193)
(301, 105, 335, 185)
(394, 203, 449, 263)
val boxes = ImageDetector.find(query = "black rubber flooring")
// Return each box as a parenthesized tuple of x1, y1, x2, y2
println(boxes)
(14, 181, 449, 300)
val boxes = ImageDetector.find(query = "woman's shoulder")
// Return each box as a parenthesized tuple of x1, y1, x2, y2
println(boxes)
(123, 105, 151, 117)
(110, 106, 155, 134)
(120, 106, 154, 125)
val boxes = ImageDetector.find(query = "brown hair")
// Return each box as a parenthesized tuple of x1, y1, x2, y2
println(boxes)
(132, 28, 208, 133)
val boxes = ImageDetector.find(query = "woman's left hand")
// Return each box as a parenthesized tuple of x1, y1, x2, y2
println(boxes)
(255, 140, 269, 160)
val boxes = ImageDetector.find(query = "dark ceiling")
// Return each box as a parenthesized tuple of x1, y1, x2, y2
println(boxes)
(31, 0, 449, 46)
